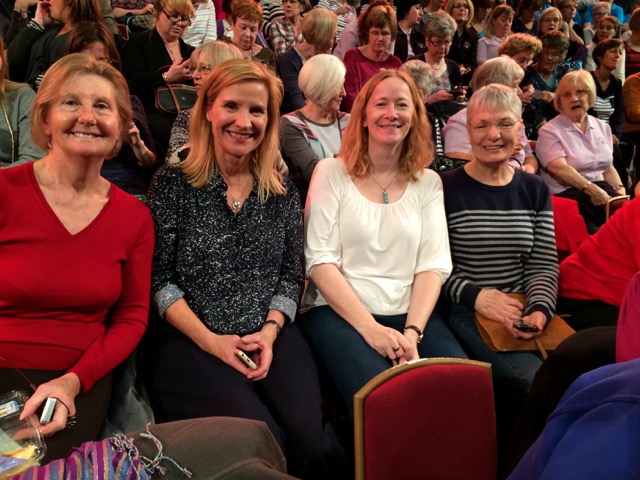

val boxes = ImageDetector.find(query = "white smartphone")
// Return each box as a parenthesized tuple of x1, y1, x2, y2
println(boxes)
(40, 397, 57, 424)
(235, 349, 257, 370)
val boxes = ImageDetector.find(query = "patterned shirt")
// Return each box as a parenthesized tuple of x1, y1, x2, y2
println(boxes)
(315, 0, 357, 40)
(148, 165, 303, 335)
(269, 16, 303, 60)
(166, 109, 192, 164)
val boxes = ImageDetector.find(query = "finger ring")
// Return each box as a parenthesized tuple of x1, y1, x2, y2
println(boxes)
(392, 345, 401, 352)
(65, 415, 77, 429)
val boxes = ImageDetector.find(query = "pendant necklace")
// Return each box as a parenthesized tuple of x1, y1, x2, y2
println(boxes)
(223, 173, 252, 212)
(371, 171, 398, 204)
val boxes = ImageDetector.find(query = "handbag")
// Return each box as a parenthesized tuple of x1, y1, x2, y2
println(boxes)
(155, 83, 198, 114)
(474, 294, 575, 360)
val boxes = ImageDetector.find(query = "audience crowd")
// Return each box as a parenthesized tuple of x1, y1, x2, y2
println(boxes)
(2, 0, 640, 477)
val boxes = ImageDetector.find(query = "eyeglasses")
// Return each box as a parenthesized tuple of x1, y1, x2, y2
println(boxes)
(452, 3, 470, 9)
(369, 28, 392, 37)
(429, 38, 452, 47)
(195, 64, 212, 75)
(469, 121, 518, 133)
(163, 10, 192, 26)
(561, 88, 589, 98)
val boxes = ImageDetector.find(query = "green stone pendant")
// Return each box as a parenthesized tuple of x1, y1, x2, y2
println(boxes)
(383, 191, 389, 204)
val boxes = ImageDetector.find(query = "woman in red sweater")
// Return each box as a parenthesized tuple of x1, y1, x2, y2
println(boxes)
(0, 54, 154, 462)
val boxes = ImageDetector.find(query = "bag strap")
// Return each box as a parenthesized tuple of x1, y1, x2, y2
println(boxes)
(165, 84, 182, 114)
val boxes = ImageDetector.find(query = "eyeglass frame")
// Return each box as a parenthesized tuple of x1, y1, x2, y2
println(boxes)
(162, 9, 192, 26)
(468, 120, 519, 133)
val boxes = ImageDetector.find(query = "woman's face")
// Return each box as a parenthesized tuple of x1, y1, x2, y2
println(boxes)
(559, 84, 590, 123)
(520, 4, 539, 23)
(539, 13, 562, 33)
(367, 25, 393, 54)
(468, 108, 522, 166)
(560, 2, 577, 22)
(44, 73, 121, 160)
(49, 0, 70, 23)
(492, 13, 513, 37)
(512, 50, 535, 69)
(592, 7, 610, 27)
(282, 0, 303, 20)
(430, 0, 446, 11)
(597, 19, 617, 40)
(81, 41, 111, 64)
(537, 47, 563, 71)
(323, 84, 346, 113)
(427, 35, 453, 61)
(405, 4, 423, 27)
(156, 6, 190, 41)
(599, 46, 623, 70)
(450, 1, 471, 24)
(232, 17, 260, 51)
(364, 76, 414, 149)
(191, 53, 213, 90)
(206, 81, 269, 163)
(475, 5, 493, 22)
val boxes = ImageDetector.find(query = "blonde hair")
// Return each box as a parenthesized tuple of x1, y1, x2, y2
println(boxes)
(445, 0, 474, 29)
(182, 59, 285, 200)
(484, 4, 514, 38)
(193, 40, 242, 67)
(154, 0, 194, 18)
(553, 69, 596, 112)
(339, 69, 433, 180)
(31, 53, 132, 152)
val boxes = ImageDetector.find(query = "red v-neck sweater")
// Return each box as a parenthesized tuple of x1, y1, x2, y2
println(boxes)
(0, 163, 154, 392)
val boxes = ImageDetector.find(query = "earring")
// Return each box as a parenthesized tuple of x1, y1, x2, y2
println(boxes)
(46, 137, 51, 151)
(110, 141, 121, 159)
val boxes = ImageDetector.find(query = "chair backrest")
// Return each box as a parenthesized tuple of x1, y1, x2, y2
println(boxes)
(354, 358, 496, 480)
(551, 196, 589, 262)
(605, 195, 630, 221)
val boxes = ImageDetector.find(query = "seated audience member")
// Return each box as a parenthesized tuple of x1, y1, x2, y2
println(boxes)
(476, 4, 514, 64)
(65, 22, 158, 195)
(469, 0, 495, 36)
(557, 196, 640, 329)
(181, 0, 217, 47)
(536, 70, 625, 234)
(121, 0, 195, 158)
(440, 84, 558, 449)
(0, 38, 43, 167)
(512, 0, 543, 36)
(418, 0, 445, 29)
(556, 0, 584, 46)
(316, 0, 357, 42)
(278, 7, 338, 114)
(583, 1, 611, 45)
(445, 0, 478, 82)
(624, 7, 640, 77)
(166, 40, 242, 164)
(584, 14, 625, 81)
(0, 54, 154, 463)
(400, 59, 445, 155)
(280, 54, 348, 204)
(217, 0, 269, 47)
(332, 0, 392, 61)
(145, 59, 346, 479)
(394, 0, 428, 63)
(268, 0, 310, 59)
(414, 11, 466, 123)
(623, 68, 640, 185)
(261, 0, 285, 43)
(342, 2, 402, 112)
(443, 57, 539, 173)
(111, 0, 155, 29)
(521, 30, 571, 137)
(498, 32, 542, 70)
(582, 0, 624, 30)
(300, 69, 467, 415)
(508, 356, 640, 480)
(7, 0, 106, 87)
(538, 7, 587, 67)
(221, 0, 276, 71)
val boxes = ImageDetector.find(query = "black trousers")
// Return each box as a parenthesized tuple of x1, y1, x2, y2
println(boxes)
(555, 181, 617, 234)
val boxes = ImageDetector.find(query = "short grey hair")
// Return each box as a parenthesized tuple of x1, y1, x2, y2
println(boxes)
(400, 60, 434, 98)
(469, 56, 524, 91)
(299, 54, 346, 106)
(467, 84, 522, 123)
(424, 11, 457, 39)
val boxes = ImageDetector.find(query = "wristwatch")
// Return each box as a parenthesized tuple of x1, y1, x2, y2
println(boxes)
(404, 325, 424, 343)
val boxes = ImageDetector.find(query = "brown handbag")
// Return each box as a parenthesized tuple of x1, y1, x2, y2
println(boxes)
(155, 83, 198, 114)
(474, 294, 575, 360)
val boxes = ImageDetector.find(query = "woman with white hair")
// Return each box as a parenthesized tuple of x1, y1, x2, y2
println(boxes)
(442, 56, 538, 173)
(280, 54, 349, 203)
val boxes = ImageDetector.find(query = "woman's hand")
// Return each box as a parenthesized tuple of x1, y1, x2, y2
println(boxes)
(165, 59, 192, 84)
(475, 289, 524, 324)
(540, 91, 554, 103)
(427, 90, 453, 105)
(584, 182, 610, 206)
(34, 0, 52, 28)
(20, 373, 81, 437)
(200, 331, 275, 381)
(136, 3, 155, 15)
(397, 329, 421, 365)
(361, 323, 413, 366)
(505, 311, 547, 339)
(519, 85, 534, 106)
(240, 330, 276, 381)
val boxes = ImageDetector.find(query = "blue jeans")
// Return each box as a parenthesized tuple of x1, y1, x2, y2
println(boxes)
(299, 305, 468, 416)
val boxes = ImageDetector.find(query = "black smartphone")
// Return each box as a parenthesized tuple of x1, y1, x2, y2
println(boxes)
(450, 88, 464, 97)
(513, 321, 538, 333)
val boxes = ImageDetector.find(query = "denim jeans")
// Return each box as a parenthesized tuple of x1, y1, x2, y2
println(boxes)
(299, 305, 468, 415)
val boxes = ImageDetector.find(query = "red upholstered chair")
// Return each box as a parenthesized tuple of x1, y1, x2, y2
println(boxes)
(354, 358, 496, 480)
(551, 196, 589, 262)
(605, 195, 630, 221)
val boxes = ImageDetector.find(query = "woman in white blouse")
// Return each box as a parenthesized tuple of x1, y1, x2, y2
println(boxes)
(299, 69, 466, 414)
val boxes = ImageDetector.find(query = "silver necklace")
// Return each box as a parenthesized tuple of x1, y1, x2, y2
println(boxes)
(370, 171, 398, 204)
(222, 173, 252, 212)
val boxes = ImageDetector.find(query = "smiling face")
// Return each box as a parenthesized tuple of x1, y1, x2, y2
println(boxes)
(206, 81, 268, 164)
(492, 13, 513, 37)
(364, 76, 414, 148)
(597, 18, 617, 40)
(232, 17, 260, 51)
(468, 109, 521, 166)
(44, 74, 121, 160)
(559, 85, 590, 123)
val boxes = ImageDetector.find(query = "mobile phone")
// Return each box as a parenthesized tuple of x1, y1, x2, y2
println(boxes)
(235, 349, 257, 370)
(39, 397, 57, 424)
(450, 88, 464, 97)
(513, 321, 539, 333)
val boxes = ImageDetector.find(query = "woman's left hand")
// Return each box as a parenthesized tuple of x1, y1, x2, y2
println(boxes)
(20, 373, 81, 437)
(127, 123, 142, 147)
(396, 331, 420, 365)
(239, 330, 277, 381)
